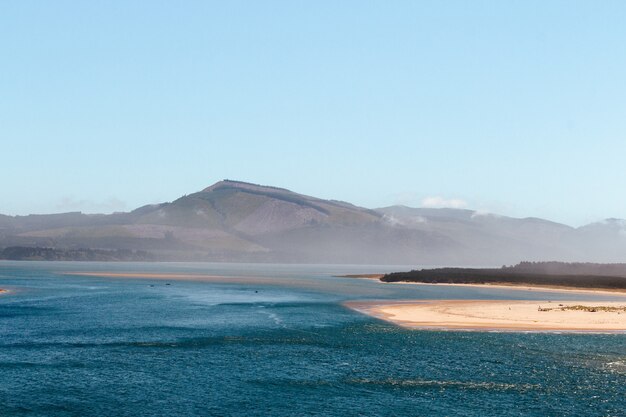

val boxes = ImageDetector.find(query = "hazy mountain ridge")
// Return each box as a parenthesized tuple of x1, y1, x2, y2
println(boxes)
(1, 180, 624, 264)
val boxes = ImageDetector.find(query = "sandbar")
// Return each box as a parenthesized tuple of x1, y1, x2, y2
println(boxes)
(386, 280, 626, 296)
(346, 300, 626, 332)
(335, 274, 385, 281)
(65, 272, 227, 280)
(63, 271, 290, 285)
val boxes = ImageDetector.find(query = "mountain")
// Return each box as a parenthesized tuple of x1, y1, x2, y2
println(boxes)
(1, 180, 625, 264)
(375, 206, 575, 262)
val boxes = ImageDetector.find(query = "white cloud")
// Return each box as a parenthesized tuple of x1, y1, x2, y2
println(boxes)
(471, 210, 500, 219)
(383, 214, 427, 227)
(382, 214, 401, 226)
(421, 196, 468, 209)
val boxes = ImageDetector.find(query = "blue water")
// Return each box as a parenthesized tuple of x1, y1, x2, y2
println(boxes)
(0, 262, 624, 416)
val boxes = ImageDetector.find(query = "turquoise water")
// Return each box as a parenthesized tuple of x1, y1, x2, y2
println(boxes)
(0, 262, 624, 416)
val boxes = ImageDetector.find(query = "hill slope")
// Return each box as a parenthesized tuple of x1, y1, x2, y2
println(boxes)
(1, 180, 625, 264)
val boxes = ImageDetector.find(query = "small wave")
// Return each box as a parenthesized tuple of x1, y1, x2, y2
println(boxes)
(0, 360, 87, 369)
(604, 360, 626, 374)
(266, 312, 284, 326)
(347, 378, 539, 392)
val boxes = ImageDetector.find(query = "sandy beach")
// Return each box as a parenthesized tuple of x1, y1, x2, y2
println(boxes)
(66, 271, 626, 331)
(387, 281, 626, 296)
(336, 274, 385, 281)
(62, 272, 298, 286)
(64, 272, 228, 280)
(346, 300, 626, 332)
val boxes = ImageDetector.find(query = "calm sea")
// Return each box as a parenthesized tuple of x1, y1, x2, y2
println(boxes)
(0, 261, 624, 416)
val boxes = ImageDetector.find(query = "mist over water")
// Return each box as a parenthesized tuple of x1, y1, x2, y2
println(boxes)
(0, 262, 624, 416)
(4, 180, 626, 266)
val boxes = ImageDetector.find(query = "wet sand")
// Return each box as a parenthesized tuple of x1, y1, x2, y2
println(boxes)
(65, 272, 228, 280)
(387, 281, 626, 296)
(335, 274, 385, 281)
(63, 272, 295, 286)
(346, 300, 626, 332)
(336, 274, 385, 279)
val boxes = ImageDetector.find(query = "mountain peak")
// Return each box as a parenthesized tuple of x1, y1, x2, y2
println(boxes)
(202, 179, 293, 194)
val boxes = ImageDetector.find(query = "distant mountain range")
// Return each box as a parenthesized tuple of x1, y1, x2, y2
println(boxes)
(1, 180, 625, 264)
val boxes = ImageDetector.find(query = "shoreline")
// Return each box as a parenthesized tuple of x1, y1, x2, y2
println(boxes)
(64, 271, 626, 296)
(64, 272, 227, 280)
(62, 272, 286, 286)
(387, 281, 626, 296)
(335, 274, 385, 281)
(345, 299, 626, 332)
(343, 273, 626, 295)
(62, 271, 626, 332)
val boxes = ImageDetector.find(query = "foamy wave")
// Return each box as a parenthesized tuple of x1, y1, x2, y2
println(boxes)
(347, 378, 539, 391)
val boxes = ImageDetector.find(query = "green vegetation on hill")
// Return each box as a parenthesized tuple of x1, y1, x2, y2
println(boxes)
(1, 181, 625, 264)
(0, 246, 154, 261)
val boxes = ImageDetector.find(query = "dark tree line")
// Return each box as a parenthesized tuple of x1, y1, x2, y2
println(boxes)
(381, 261, 626, 290)
(0, 246, 154, 261)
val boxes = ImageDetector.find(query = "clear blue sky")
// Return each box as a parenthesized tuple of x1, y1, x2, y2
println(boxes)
(2, 1, 625, 226)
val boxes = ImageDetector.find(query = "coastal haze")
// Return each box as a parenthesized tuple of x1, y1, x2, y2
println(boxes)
(1, 180, 625, 265)
(2, 2, 626, 415)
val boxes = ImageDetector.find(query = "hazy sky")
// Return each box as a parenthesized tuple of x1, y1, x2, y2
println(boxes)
(2, 1, 625, 226)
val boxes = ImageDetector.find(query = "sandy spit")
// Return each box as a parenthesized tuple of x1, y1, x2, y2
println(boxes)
(345, 299, 626, 332)
(385, 281, 626, 296)
(62, 272, 302, 286)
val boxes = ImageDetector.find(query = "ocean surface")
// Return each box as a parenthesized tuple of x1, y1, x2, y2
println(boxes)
(0, 261, 624, 416)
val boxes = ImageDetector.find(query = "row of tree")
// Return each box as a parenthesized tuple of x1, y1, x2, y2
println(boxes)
(0, 246, 154, 261)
